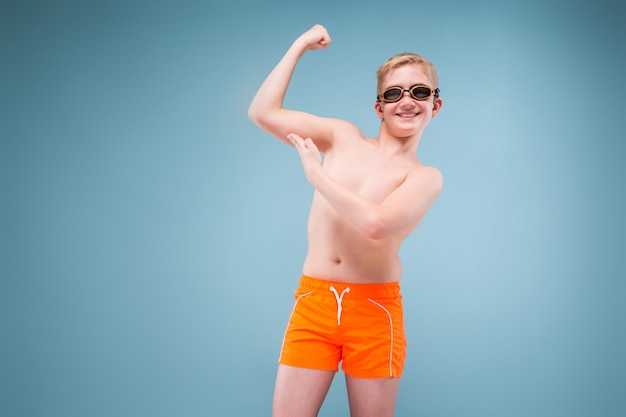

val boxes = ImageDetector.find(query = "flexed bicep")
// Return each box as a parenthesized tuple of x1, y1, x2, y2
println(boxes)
(254, 110, 342, 151)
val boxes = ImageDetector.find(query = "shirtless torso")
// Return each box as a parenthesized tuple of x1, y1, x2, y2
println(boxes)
(303, 129, 424, 283)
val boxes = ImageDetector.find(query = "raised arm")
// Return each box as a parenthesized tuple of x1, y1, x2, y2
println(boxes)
(289, 133, 443, 240)
(248, 25, 343, 152)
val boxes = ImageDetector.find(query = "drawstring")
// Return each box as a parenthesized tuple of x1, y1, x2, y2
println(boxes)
(329, 286, 350, 325)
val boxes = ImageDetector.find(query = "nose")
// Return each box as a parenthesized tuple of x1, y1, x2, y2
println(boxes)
(399, 90, 415, 104)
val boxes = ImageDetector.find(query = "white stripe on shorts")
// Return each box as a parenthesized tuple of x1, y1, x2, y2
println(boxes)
(367, 298, 394, 377)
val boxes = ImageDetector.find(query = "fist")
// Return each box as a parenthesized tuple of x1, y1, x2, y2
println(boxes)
(298, 24, 332, 51)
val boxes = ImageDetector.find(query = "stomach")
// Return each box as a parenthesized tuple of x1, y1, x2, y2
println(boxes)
(301, 220, 404, 283)
(301, 254, 403, 283)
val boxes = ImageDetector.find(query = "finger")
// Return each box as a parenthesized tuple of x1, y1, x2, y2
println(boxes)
(287, 133, 304, 149)
(304, 137, 318, 152)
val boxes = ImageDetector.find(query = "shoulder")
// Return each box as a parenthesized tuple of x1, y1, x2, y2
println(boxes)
(324, 118, 366, 150)
(413, 165, 443, 181)
(407, 165, 443, 195)
(331, 118, 363, 137)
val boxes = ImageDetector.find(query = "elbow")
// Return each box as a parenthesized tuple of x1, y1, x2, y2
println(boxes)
(362, 213, 388, 240)
(247, 105, 275, 130)
(247, 98, 268, 124)
(247, 105, 260, 124)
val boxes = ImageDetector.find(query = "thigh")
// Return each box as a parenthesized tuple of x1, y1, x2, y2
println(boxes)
(342, 296, 406, 378)
(345, 374, 400, 417)
(279, 289, 341, 372)
(272, 364, 335, 417)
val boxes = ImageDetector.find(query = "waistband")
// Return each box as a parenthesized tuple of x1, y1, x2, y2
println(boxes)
(299, 275, 401, 299)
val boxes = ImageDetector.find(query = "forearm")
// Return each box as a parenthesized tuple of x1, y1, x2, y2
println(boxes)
(247, 41, 306, 123)
(248, 24, 331, 131)
(309, 168, 383, 239)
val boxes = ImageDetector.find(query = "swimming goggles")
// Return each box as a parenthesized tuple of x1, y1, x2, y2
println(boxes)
(377, 84, 440, 102)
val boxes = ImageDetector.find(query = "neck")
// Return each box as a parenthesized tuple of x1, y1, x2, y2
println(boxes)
(377, 125, 424, 157)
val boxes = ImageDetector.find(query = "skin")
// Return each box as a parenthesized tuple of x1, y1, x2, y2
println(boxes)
(248, 24, 443, 417)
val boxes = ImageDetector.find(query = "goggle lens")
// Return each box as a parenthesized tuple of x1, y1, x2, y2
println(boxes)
(382, 88, 403, 102)
(412, 86, 432, 99)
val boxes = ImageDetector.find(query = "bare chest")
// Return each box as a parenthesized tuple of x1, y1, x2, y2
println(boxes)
(322, 145, 412, 202)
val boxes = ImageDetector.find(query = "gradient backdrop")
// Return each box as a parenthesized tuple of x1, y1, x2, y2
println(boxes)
(2, 0, 625, 416)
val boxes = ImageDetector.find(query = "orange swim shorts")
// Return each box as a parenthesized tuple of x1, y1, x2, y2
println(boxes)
(279, 275, 406, 378)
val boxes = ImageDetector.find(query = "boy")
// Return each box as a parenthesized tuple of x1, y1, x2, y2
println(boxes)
(248, 24, 443, 417)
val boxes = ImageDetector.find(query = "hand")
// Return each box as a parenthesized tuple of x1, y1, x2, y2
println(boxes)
(296, 24, 332, 51)
(287, 133, 323, 184)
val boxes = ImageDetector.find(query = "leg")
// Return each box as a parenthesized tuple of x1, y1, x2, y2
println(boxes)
(345, 374, 400, 417)
(272, 364, 335, 417)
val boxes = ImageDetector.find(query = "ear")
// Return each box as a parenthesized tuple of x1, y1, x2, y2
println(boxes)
(431, 97, 443, 117)
(374, 101, 384, 120)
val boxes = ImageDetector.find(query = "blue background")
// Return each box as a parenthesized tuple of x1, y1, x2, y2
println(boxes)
(2, 0, 625, 416)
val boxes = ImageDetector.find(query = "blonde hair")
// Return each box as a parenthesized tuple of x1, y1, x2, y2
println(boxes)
(376, 52, 439, 95)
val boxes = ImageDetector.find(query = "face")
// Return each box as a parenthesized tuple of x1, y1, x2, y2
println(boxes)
(374, 64, 442, 136)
